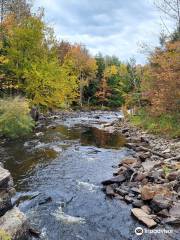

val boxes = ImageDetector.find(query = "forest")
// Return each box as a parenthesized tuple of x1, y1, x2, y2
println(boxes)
(0, 0, 179, 138)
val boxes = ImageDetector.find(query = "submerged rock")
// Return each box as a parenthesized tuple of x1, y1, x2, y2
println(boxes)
(39, 196, 52, 205)
(52, 206, 86, 224)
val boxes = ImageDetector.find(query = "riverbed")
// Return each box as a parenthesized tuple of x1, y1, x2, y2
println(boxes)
(0, 111, 178, 240)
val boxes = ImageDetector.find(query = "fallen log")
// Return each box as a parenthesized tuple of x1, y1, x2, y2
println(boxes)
(138, 146, 166, 159)
(164, 155, 180, 162)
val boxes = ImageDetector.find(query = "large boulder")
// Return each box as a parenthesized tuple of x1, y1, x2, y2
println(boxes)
(0, 207, 29, 240)
(141, 184, 172, 201)
(0, 190, 12, 217)
(131, 208, 157, 228)
(150, 194, 172, 212)
(0, 167, 10, 188)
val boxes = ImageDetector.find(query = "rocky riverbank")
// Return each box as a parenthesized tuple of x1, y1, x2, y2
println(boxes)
(102, 119, 180, 228)
(0, 166, 29, 239)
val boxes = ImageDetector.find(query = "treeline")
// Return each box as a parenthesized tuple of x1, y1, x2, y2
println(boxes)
(0, 0, 142, 110)
(0, 0, 179, 138)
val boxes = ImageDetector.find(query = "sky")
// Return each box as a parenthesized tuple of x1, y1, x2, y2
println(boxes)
(34, 0, 172, 64)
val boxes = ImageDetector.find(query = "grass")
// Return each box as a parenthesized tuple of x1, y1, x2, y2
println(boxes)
(130, 109, 180, 138)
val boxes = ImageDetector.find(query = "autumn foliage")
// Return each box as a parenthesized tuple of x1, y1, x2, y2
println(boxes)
(143, 41, 180, 116)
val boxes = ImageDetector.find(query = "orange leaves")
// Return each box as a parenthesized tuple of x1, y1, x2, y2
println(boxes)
(142, 40, 180, 115)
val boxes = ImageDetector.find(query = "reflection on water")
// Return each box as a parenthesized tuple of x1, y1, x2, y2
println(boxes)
(49, 125, 126, 149)
(1, 125, 126, 189)
(80, 127, 126, 149)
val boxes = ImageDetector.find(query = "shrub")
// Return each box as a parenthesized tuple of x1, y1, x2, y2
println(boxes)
(0, 230, 11, 240)
(131, 109, 180, 138)
(0, 97, 35, 139)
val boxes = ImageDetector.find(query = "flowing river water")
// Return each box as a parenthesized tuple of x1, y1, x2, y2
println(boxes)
(0, 112, 178, 240)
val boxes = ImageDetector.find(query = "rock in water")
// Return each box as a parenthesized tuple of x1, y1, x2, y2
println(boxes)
(0, 167, 10, 188)
(0, 191, 12, 217)
(101, 175, 126, 185)
(106, 185, 115, 197)
(0, 207, 28, 240)
(131, 208, 157, 228)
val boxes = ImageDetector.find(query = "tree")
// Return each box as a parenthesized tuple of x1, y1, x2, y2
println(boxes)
(57, 40, 71, 65)
(142, 40, 180, 115)
(0, 0, 8, 24)
(0, 13, 78, 108)
(155, 0, 180, 33)
(64, 44, 97, 107)
(7, 0, 31, 21)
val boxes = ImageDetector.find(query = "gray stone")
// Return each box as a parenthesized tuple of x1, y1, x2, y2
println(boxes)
(165, 203, 180, 225)
(150, 194, 172, 212)
(132, 200, 144, 208)
(114, 195, 124, 200)
(0, 207, 28, 240)
(141, 205, 151, 214)
(0, 191, 12, 217)
(124, 195, 133, 203)
(157, 209, 170, 218)
(167, 171, 180, 182)
(101, 175, 126, 185)
(0, 167, 10, 188)
(142, 160, 157, 172)
(131, 187, 141, 194)
(138, 152, 151, 161)
(115, 188, 128, 196)
(106, 185, 115, 197)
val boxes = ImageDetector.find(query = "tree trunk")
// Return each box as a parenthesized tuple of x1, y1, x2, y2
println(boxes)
(79, 73, 83, 108)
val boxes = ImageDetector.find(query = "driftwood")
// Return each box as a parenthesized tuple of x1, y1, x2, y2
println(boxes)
(138, 146, 166, 159)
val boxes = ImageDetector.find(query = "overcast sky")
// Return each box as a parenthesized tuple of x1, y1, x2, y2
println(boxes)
(34, 0, 172, 64)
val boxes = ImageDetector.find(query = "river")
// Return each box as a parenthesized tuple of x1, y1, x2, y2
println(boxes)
(0, 111, 178, 240)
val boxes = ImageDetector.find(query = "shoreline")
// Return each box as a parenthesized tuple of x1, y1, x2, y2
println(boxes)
(102, 118, 180, 228)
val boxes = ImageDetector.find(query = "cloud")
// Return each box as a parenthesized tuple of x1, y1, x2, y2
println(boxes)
(34, 0, 173, 63)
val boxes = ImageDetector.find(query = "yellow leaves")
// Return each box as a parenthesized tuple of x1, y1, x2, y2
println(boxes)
(104, 65, 118, 78)
(119, 64, 128, 76)
(0, 56, 9, 64)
